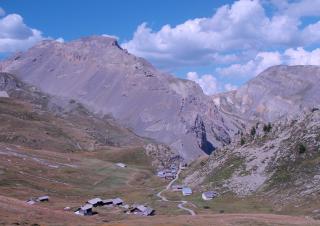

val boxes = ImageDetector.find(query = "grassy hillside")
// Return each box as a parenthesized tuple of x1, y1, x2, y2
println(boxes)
(181, 109, 320, 219)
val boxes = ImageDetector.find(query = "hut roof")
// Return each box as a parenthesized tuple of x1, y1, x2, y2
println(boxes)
(81, 204, 93, 210)
(88, 197, 102, 205)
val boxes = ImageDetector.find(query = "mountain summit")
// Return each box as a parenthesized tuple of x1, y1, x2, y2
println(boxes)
(213, 65, 320, 123)
(0, 36, 237, 161)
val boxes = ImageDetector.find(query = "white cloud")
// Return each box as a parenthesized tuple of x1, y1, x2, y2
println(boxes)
(283, 0, 320, 18)
(55, 37, 64, 43)
(0, 13, 44, 53)
(187, 72, 219, 95)
(284, 47, 320, 65)
(186, 71, 238, 94)
(302, 21, 320, 44)
(216, 47, 320, 78)
(269, 0, 289, 10)
(0, 7, 5, 17)
(224, 83, 238, 92)
(217, 51, 282, 78)
(122, 0, 320, 70)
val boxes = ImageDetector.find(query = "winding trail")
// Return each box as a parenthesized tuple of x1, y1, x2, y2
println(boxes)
(156, 167, 196, 216)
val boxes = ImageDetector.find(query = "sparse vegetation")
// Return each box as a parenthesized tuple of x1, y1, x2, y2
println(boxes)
(270, 165, 292, 185)
(250, 126, 256, 136)
(298, 143, 307, 154)
(240, 137, 245, 146)
(263, 123, 272, 133)
(205, 155, 245, 185)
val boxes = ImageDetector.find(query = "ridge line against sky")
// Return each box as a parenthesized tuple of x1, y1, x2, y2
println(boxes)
(0, 0, 320, 95)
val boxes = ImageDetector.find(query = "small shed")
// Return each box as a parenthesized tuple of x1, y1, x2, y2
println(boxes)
(131, 205, 154, 216)
(26, 200, 36, 205)
(87, 198, 103, 207)
(180, 162, 188, 169)
(172, 185, 183, 191)
(76, 204, 93, 216)
(182, 187, 192, 196)
(157, 171, 165, 178)
(102, 199, 113, 206)
(202, 191, 218, 200)
(112, 198, 123, 206)
(170, 164, 177, 169)
(165, 172, 175, 180)
(171, 169, 177, 174)
(0, 91, 9, 98)
(116, 163, 127, 168)
(36, 196, 49, 202)
(122, 204, 130, 209)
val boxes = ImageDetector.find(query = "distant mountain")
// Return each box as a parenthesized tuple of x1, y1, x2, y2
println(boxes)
(0, 36, 237, 161)
(212, 65, 320, 124)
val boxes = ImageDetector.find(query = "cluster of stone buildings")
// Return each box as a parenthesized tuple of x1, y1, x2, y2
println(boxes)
(75, 197, 154, 217)
(157, 163, 182, 180)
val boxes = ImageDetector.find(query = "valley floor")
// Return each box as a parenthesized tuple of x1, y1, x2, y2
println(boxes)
(1, 143, 319, 226)
(0, 195, 317, 226)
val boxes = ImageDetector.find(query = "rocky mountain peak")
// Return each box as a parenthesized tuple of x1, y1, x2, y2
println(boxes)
(0, 36, 238, 161)
(213, 65, 320, 124)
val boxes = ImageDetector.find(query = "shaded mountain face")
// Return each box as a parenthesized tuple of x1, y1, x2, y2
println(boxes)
(0, 36, 237, 161)
(212, 65, 320, 124)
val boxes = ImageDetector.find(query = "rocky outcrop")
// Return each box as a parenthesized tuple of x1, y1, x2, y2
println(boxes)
(189, 114, 214, 154)
(0, 36, 239, 161)
(0, 73, 22, 91)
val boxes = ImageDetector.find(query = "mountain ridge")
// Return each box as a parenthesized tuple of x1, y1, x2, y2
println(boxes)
(0, 36, 238, 161)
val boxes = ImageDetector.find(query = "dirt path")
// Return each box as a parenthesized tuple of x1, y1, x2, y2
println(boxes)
(156, 166, 196, 216)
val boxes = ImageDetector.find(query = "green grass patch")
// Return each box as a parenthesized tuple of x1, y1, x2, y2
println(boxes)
(185, 193, 275, 214)
(205, 155, 246, 185)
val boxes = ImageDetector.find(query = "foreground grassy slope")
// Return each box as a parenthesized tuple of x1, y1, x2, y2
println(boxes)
(0, 142, 170, 225)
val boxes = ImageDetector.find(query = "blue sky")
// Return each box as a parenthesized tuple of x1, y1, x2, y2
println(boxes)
(0, 0, 320, 95)
(1, 0, 233, 42)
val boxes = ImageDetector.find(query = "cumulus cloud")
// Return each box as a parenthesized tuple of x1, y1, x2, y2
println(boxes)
(122, 0, 320, 71)
(55, 37, 64, 43)
(217, 51, 282, 78)
(186, 72, 219, 95)
(216, 47, 320, 78)
(281, 0, 320, 18)
(0, 12, 44, 53)
(224, 83, 238, 92)
(284, 47, 320, 65)
(186, 71, 239, 95)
